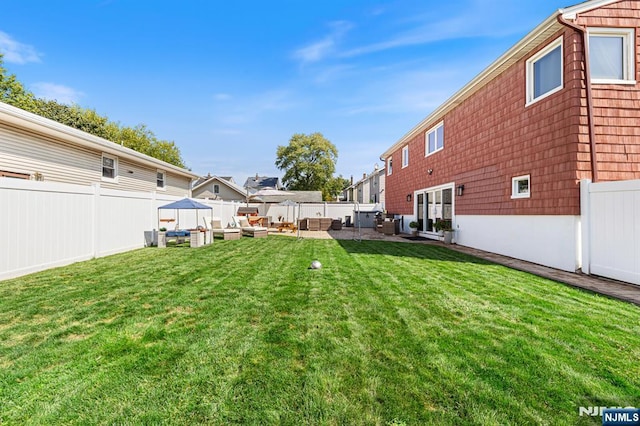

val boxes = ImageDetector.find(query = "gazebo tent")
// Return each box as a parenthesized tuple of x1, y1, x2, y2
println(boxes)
(158, 198, 213, 230)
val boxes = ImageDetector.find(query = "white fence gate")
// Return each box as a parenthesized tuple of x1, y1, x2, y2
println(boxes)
(581, 179, 640, 285)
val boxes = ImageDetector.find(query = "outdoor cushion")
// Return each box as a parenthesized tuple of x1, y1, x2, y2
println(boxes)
(166, 230, 190, 237)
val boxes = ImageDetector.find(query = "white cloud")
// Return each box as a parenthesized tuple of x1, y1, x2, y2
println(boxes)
(0, 31, 42, 64)
(293, 21, 353, 64)
(340, 1, 540, 59)
(31, 82, 84, 104)
(213, 93, 232, 101)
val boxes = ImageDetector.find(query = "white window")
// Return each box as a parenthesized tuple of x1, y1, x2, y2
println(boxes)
(526, 37, 563, 105)
(213, 184, 220, 194)
(589, 28, 635, 84)
(402, 146, 409, 168)
(387, 157, 393, 175)
(425, 122, 444, 156)
(101, 154, 117, 181)
(511, 175, 530, 199)
(156, 171, 166, 189)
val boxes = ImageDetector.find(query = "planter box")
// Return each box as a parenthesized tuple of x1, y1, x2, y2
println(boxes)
(158, 231, 166, 248)
(297, 218, 308, 230)
(331, 220, 342, 230)
(190, 230, 204, 248)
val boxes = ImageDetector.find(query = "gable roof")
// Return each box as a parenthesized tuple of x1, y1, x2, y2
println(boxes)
(0, 101, 198, 179)
(380, 0, 620, 159)
(192, 174, 247, 197)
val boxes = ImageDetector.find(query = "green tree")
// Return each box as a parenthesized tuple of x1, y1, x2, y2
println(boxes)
(275, 133, 338, 196)
(323, 175, 350, 201)
(0, 55, 37, 110)
(0, 55, 186, 168)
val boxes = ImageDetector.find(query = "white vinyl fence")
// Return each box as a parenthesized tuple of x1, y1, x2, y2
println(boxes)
(0, 179, 239, 280)
(581, 179, 640, 285)
(0, 179, 372, 280)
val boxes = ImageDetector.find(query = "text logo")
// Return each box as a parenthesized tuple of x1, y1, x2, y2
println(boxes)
(602, 408, 640, 426)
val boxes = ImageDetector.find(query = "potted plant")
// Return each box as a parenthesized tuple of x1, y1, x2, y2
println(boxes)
(434, 219, 454, 244)
(409, 221, 419, 236)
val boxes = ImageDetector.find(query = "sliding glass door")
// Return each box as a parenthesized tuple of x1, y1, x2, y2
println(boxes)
(417, 186, 453, 234)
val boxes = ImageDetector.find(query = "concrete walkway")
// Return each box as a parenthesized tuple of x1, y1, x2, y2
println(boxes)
(269, 227, 640, 307)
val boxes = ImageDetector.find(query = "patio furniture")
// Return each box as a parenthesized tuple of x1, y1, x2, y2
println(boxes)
(233, 216, 268, 238)
(210, 219, 241, 240)
(277, 221, 297, 233)
(165, 229, 190, 245)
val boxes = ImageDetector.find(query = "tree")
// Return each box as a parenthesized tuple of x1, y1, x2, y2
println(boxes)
(323, 175, 350, 201)
(0, 55, 37, 110)
(275, 133, 338, 195)
(0, 54, 186, 168)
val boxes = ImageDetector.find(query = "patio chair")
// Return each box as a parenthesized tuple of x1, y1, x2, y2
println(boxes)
(232, 216, 268, 238)
(209, 218, 241, 240)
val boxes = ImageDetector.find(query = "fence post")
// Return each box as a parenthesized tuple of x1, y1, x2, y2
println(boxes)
(92, 183, 100, 258)
(580, 179, 591, 275)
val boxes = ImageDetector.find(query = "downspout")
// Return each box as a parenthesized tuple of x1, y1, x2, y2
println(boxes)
(557, 14, 599, 182)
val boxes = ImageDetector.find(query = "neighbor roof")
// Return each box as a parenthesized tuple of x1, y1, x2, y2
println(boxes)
(380, 0, 619, 159)
(192, 174, 247, 196)
(244, 176, 280, 190)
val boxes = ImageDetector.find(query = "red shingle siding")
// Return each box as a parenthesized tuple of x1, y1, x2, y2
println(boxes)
(386, 1, 640, 216)
(387, 29, 583, 216)
(578, 1, 640, 182)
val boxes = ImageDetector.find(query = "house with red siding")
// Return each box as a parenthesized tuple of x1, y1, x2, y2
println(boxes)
(381, 0, 640, 272)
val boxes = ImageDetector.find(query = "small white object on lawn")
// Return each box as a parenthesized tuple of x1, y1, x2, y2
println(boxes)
(310, 260, 322, 269)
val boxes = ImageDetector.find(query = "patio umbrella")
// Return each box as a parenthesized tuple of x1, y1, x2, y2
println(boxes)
(249, 187, 294, 217)
(277, 199, 297, 222)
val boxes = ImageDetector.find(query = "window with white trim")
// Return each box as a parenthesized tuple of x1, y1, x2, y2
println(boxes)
(511, 175, 530, 199)
(157, 171, 166, 189)
(589, 28, 635, 84)
(402, 146, 409, 168)
(214, 184, 220, 194)
(526, 37, 563, 105)
(102, 154, 117, 180)
(425, 122, 444, 156)
(387, 157, 393, 175)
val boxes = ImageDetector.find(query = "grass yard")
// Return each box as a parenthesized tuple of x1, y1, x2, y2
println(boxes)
(1, 237, 639, 425)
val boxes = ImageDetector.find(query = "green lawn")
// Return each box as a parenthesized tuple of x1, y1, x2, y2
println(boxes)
(1, 237, 639, 425)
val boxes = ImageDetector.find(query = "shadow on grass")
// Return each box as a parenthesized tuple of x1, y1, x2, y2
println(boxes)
(335, 238, 491, 265)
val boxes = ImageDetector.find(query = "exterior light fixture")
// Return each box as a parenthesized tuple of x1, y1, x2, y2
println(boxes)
(406, 194, 412, 202)
(427, 168, 433, 175)
(457, 184, 465, 196)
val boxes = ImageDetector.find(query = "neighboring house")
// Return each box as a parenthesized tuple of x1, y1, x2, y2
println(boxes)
(343, 165, 386, 206)
(244, 174, 282, 192)
(381, 0, 640, 272)
(0, 102, 197, 195)
(192, 174, 247, 201)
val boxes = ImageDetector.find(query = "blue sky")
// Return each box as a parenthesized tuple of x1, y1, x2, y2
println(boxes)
(2, 0, 566, 184)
